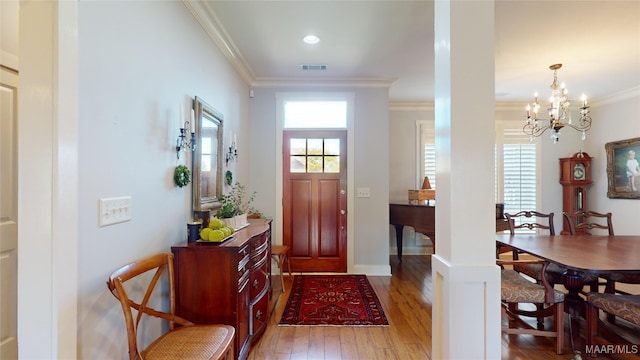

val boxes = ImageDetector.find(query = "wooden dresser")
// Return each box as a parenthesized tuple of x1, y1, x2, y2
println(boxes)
(171, 219, 272, 360)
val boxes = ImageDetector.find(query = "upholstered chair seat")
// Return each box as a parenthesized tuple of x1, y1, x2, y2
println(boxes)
(501, 269, 565, 304)
(587, 293, 640, 325)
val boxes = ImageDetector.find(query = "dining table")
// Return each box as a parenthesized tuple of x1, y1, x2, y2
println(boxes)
(495, 234, 640, 344)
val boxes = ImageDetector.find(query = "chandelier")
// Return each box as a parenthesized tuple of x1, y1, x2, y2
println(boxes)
(524, 64, 592, 143)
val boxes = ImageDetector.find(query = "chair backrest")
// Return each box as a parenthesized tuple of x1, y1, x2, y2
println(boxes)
(563, 210, 614, 235)
(106, 252, 192, 360)
(505, 211, 555, 235)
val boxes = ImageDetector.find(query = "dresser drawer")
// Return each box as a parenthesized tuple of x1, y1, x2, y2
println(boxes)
(249, 261, 268, 299)
(238, 246, 250, 289)
(251, 237, 269, 259)
(251, 233, 268, 252)
(249, 289, 269, 336)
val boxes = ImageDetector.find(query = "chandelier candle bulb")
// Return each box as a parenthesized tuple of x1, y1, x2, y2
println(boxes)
(191, 109, 195, 132)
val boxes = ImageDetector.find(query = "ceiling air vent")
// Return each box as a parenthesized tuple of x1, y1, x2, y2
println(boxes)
(301, 64, 327, 71)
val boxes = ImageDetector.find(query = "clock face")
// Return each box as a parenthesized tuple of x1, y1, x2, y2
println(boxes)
(573, 163, 586, 180)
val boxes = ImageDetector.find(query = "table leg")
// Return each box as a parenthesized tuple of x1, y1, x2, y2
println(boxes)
(393, 224, 404, 262)
(562, 269, 586, 346)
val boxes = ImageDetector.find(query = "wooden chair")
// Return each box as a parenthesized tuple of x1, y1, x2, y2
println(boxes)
(563, 210, 630, 296)
(507, 211, 599, 292)
(506, 210, 556, 236)
(107, 253, 235, 360)
(563, 210, 614, 236)
(499, 259, 565, 355)
(499, 211, 555, 257)
(271, 245, 292, 292)
(503, 211, 563, 328)
(586, 293, 640, 358)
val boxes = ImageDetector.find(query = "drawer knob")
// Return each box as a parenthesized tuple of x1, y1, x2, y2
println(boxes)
(253, 279, 259, 288)
(256, 310, 263, 320)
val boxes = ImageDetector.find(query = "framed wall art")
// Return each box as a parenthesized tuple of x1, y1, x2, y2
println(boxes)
(605, 137, 640, 199)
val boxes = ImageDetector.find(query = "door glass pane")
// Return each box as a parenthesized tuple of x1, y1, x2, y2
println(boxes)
(290, 156, 306, 173)
(290, 138, 306, 155)
(307, 139, 323, 155)
(324, 138, 339, 155)
(307, 156, 323, 172)
(325, 156, 340, 173)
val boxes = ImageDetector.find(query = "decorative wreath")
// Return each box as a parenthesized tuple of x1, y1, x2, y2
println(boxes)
(174, 165, 191, 188)
(225, 170, 233, 186)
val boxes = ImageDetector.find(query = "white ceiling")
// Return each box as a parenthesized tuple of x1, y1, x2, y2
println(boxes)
(192, 0, 640, 104)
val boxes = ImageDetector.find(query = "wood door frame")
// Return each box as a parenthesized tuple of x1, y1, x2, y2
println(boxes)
(273, 92, 355, 273)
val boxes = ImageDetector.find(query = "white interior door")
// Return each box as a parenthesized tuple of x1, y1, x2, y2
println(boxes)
(0, 65, 19, 359)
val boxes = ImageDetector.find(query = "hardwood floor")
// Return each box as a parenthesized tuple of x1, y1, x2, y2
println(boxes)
(249, 255, 638, 360)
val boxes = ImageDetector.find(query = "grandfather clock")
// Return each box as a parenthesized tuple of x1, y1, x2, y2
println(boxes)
(559, 151, 593, 234)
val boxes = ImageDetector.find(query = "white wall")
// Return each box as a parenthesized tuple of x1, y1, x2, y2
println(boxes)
(76, 2, 249, 358)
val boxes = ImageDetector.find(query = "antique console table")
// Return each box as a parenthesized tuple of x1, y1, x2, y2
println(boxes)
(171, 219, 272, 360)
(390, 203, 509, 260)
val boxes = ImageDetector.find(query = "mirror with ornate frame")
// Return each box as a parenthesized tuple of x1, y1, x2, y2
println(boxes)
(192, 96, 224, 212)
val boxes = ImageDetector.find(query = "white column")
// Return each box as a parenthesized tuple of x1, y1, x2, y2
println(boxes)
(431, 1, 501, 359)
(18, 1, 79, 359)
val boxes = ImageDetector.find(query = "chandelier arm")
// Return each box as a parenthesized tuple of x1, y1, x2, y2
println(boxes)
(523, 123, 553, 137)
(564, 116, 592, 132)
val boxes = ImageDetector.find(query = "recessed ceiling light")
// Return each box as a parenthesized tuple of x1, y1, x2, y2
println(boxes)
(303, 35, 320, 45)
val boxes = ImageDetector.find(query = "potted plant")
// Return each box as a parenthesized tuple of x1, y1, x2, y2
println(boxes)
(215, 182, 257, 228)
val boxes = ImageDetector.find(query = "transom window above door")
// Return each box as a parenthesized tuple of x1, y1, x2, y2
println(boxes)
(284, 101, 347, 128)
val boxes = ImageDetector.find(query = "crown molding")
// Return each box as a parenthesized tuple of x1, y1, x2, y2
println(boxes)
(591, 86, 640, 106)
(183, 0, 255, 85)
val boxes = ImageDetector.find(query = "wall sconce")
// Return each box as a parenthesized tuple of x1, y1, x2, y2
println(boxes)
(226, 133, 238, 165)
(176, 120, 196, 159)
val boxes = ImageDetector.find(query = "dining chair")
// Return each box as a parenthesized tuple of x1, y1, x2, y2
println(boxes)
(106, 252, 235, 360)
(586, 293, 640, 358)
(499, 259, 565, 355)
(562, 210, 631, 297)
(497, 211, 555, 258)
(562, 210, 614, 236)
(503, 211, 563, 328)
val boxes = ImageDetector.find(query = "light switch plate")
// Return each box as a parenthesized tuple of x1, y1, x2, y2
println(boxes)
(99, 196, 132, 226)
(356, 187, 370, 198)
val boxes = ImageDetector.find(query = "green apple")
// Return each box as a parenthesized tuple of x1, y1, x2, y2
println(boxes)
(200, 228, 213, 241)
(210, 230, 225, 242)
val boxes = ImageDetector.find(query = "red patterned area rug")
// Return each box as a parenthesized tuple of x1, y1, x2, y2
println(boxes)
(279, 275, 389, 326)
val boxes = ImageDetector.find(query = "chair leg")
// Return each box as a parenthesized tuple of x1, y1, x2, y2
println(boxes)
(536, 303, 544, 330)
(286, 253, 292, 278)
(278, 255, 286, 292)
